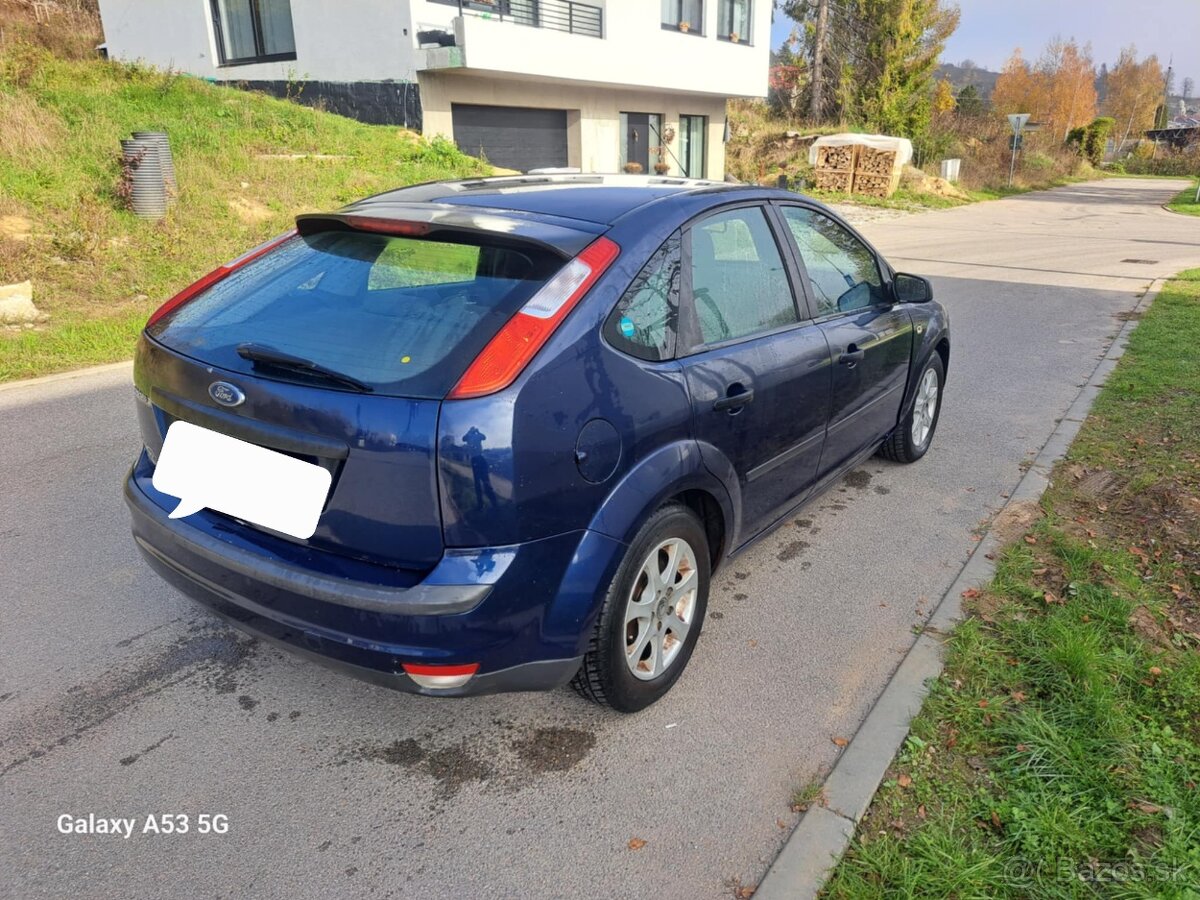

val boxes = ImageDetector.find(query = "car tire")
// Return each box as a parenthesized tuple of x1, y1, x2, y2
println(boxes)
(879, 352, 945, 464)
(571, 503, 710, 713)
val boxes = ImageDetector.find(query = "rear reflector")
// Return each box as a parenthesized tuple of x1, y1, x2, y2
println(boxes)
(447, 236, 620, 400)
(145, 230, 296, 327)
(401, 662, 480, 690)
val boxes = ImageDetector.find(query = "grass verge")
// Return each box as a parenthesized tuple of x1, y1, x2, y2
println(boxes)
(0, 38, 486, 382)
(823, 270, 1200, 897)
(1167, 183, 1200, 217)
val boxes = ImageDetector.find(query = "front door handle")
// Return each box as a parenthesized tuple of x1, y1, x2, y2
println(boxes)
(713, 386, 755, 413)
(839, 344, 866, 366)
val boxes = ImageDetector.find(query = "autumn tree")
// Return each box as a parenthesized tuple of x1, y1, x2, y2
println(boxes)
(1103, 46, 1165, 149)
(991, 39, 1098, 139)
(1038, 38, 1098, 140)
(933, 78, 956, 115)
(991, 49, 1045, 120)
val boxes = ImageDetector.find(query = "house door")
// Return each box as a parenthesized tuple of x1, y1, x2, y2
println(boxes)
(620, 112, 662, 173)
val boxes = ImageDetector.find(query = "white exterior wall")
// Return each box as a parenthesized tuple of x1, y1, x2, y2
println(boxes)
(416, 0, 769, 99)
(98, 0, 769, 96)
(97, 0, 417, 82)
(419, 73, 729, 176)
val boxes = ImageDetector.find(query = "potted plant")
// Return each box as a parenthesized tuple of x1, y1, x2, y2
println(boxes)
(678, 20, 691, 33)
(623, 161, 644, 174)
(729, 31, 740, 43)
(654, 162, 671, 175)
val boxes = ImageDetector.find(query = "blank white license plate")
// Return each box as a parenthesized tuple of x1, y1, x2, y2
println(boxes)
(152, 420, 332, 540)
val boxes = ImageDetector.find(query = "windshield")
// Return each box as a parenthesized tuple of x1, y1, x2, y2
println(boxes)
(149, 230, 564, 397)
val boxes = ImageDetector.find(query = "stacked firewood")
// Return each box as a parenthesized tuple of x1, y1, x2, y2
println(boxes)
(853, 146, 901, 198)
(812, 144, 857, 194)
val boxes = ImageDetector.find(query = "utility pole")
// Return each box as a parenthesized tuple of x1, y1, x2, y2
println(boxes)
(809, 0, 829, 122)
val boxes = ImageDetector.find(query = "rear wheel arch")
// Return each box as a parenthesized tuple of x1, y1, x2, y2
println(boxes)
(672, 488, 727, 574)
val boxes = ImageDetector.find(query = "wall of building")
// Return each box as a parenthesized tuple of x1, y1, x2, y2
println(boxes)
(97, 0, 418, 82)
(428, 0, 769, 99)
(419, 72, 729, 177)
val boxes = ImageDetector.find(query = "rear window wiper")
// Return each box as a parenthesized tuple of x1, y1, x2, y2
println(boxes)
(236, 343, 374, 393)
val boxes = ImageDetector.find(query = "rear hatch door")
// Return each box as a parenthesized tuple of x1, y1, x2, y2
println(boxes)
(137, 218, 576, 571)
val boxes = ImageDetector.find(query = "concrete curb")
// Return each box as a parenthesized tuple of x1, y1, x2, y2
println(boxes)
(755, 278, 1166, 899)
(0, 360, 132, 394)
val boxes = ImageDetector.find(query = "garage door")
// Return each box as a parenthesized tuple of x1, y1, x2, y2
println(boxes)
(452, 104, 568, 173)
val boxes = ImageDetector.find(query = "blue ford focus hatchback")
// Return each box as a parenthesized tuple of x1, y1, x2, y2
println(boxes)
(126, 175, 949, 712)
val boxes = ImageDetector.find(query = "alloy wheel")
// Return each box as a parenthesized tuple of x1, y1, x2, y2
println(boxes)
(623, 537, 699, 681)
(911, 366, 939, 449)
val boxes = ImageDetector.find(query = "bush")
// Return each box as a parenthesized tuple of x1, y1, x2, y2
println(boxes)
(1121, 144, 1200, 176)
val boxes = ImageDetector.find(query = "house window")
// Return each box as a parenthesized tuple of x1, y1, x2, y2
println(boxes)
(717, 0, 750, 42)
(211, 0, 297, 66)
(661, 0, 703, 34)
(679, 115, 707, 178)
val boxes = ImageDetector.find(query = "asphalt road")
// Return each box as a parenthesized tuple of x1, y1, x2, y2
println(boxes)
(2, 178, 1197, 899)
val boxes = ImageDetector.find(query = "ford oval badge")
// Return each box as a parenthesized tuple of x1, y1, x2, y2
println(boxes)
(208, 381, 245, 408)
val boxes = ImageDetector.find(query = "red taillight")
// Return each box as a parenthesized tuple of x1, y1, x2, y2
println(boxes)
(145, 230, 297, 327)
(401, 662, 480, 690)
(448, 236, 620, 400)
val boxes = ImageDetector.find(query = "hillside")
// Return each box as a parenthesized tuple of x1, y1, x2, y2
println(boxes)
(934, 62, 1001, 99)
(0, 36, 487, 381)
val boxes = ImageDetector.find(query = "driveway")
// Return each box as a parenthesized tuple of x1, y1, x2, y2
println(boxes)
(2, 178, 1197, 899)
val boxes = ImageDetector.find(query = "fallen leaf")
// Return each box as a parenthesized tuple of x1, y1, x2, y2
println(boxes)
(1149, 666, 1163, 677)
(1011, 691, 1027, 703)
(1024, 536, 1038, 545)
(961, 588, 981, 600)
(978, 699, 990, 708)
(776, 818, 787, 830)
(898, 773, 912, 788)
(1044, 591, 1064, 605)
(991, 810, 1003, 830)
(917, 804, 927, 819)
(1016, 743, 1029, 752)
(735, 886, 755, 900)
(1127, 801, 1164, 815)
(1032, 567, 1049, 576)
(627, 838, 647, 851)
(832, 736, 849, 748)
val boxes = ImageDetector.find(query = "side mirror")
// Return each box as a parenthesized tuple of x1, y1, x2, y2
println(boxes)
(894, 273, 933, 304)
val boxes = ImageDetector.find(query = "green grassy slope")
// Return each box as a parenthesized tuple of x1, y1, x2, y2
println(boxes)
(0, 40, 487, 380)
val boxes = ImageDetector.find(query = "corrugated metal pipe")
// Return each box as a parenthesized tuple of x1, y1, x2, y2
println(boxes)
(121, 131, 176, 220)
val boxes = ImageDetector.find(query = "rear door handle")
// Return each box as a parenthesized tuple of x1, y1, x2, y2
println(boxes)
(839, 344, 866, 366)
(713, 388, 755, 412)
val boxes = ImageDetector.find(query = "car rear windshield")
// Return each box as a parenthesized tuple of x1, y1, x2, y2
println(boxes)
(148, 230, 565, 397)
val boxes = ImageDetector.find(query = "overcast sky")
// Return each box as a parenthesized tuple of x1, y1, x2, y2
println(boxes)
(770, 0, 1200, 88)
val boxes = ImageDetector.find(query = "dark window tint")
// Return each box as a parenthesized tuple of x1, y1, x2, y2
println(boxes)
(689, 207, 797, 346)
(780, 207, 884, 315)
(605, 233, 680, 361)
(212, 0, 296, 64)
(149, 231, 562, 398)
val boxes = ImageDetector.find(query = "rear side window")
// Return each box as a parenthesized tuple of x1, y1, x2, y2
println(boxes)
(688, 207, 797, 346)
(604, 232, 680, 362)
(149, 231, 563, 398)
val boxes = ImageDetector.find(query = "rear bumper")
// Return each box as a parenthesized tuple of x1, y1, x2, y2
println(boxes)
(125, 458, 624, 696)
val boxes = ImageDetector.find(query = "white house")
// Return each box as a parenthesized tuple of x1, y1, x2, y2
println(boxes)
(95, 0, 771, 178)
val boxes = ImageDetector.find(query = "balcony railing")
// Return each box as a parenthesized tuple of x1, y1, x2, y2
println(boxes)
(435, 0, 604, 39)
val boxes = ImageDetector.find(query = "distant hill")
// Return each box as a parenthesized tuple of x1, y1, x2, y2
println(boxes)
(935, 63, 1001, 100)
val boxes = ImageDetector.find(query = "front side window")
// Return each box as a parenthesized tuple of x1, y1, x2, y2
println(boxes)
(661, 0, 703, 32)
(688, 207, 797, 347)
(718, 0, 750, 41)
(604, 233, 681, 361)
(212, 0, 296, 65)
(780, 207, 885, 316)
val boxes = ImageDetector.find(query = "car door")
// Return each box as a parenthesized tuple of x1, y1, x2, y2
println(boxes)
(776, 204, 913, 475)
(678, 204, 832, 540)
